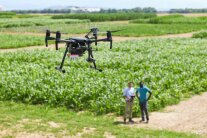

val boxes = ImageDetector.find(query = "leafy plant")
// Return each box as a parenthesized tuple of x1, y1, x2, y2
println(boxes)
(0, 38, 206, 115)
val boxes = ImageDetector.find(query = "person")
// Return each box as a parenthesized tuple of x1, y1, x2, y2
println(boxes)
(136, 81, 152, 123)
(123, 82, 135, 124)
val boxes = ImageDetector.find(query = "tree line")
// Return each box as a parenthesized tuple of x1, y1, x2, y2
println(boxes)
(10, 7, 157, 14)
(169, 8, 207, 13)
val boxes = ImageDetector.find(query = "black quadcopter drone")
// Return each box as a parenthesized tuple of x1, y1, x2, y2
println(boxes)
(45, 28, 121, 73)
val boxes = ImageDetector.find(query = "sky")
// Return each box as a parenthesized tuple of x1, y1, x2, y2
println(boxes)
(0, 0, 207, 11)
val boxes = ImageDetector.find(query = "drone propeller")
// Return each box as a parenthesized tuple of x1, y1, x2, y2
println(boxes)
(97, 29, 126, 34)
(45, 30, 62, 50)
(106, 31, 113, 49)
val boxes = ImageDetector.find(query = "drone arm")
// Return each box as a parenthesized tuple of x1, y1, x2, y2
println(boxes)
(89, 38, 113, 49)
(85, 30, 92, 39)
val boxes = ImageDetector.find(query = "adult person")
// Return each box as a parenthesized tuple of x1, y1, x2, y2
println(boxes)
(136, 81, 152, 123)
(123, 82, 135, 124)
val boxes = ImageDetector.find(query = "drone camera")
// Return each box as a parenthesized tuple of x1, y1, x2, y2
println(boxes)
(69, 42, 87, 57)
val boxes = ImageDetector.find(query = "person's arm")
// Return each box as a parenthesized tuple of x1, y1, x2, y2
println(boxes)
(145, 86, 152, 101)
(147, 91, 152, 101)
(136, 89, 140, 101)
(123, 88, 129, 100)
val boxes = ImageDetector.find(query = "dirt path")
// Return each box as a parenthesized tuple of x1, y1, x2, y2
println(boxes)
(0, 32, 194, 53)
(117, 92, 207, 136)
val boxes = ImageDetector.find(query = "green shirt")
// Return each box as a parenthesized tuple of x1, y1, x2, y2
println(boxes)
(136, 86, 152, 102)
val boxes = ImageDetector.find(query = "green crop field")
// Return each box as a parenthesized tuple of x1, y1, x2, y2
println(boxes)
(0, 13, 207, 137)
(1, 20, 207, 38)
(0, 38, 206, 115)
(51, 13, 156, 22)
(0, 14, 206, 38)
(0, 18, 90, 28)
(0, 34, 43, 49)
(193, 31, 207, 38)
(130, 14, 207, 24)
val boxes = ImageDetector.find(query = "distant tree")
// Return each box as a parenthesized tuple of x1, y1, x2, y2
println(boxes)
(169, 8, 207, 13)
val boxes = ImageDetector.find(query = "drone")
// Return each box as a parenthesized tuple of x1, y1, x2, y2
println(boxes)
(45, 28, 121, 73)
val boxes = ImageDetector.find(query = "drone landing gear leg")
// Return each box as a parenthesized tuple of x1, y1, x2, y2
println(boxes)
(87, 48, 102, 72)
(55, 45, 69, 73)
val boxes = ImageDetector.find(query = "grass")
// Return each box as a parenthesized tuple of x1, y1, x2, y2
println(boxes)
(0, 34, 44, 49)
(0, 101, 200, 138)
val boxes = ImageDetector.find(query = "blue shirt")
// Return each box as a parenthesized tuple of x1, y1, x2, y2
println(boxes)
(136, 86, 152, 102)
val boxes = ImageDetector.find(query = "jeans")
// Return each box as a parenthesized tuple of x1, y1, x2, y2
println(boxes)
(139, 101, 149, 121)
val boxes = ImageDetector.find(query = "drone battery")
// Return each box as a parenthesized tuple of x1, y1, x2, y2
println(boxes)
(68, 54, 79, 60)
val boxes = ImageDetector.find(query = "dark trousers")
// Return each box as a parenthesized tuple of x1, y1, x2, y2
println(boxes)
(139, 101, 149, 121)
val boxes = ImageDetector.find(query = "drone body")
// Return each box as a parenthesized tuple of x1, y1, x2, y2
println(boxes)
(45, 28, 114, 73)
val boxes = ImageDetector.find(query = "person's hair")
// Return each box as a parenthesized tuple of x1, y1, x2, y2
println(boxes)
(140, 81, 144, 88)
(128, 82, 133, 85)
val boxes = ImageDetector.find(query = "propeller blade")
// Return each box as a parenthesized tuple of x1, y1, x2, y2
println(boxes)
(108, 28, 127, 33)
(46, 30, 68, 35)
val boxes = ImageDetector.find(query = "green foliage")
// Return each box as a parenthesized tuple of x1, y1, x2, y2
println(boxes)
(193, 31, 207, 38)
(0, 34, 43, 49)
(0, 38, 206, 115)
(0, 18, 90, 28)
(51, 13, 156, 22)
(1, 21, 207, 37)
(0, 12, 16, 18)
(130, 14, 207, 24)
(169, 8, 207, 13)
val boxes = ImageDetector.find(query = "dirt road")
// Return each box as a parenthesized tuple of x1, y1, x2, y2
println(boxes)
(117, 92, 207, 136)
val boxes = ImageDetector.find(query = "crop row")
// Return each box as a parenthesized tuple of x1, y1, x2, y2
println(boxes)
(51, 13, 156, 22)
(0, 34, 43, 49)
(0, 18, 90, 29)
